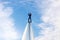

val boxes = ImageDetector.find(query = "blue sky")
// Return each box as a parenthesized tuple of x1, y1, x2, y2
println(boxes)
(10, 0, 41, 37)
(12, 1, 41, 40)
(0, 0, 42, 40)
(0, 0, 60, 40)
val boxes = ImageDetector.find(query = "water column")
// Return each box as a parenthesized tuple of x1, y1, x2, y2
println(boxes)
(28, 13, 32, 40)
(22, 13, 34, 40)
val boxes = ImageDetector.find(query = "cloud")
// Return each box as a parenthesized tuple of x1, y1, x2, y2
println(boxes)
(0, 2, 19, 40)
(35, 0, 60, 40)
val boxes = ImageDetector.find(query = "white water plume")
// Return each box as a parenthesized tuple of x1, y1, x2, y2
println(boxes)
(30, 25, 34, 40)
(22, 23, 34, 40)
(22, 23, 28, 40)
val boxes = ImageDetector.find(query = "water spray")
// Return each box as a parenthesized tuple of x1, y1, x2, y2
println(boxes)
(28, 13, 32, 40)
(22, 13, 34, 40)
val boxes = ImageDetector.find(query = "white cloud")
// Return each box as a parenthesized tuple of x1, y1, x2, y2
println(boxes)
(0, 3, 13, 18)
(35, 0, 60, 40)
(0, 2, 19, 40)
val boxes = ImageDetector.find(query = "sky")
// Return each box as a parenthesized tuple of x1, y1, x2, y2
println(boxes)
(0, 0, 60, 40)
